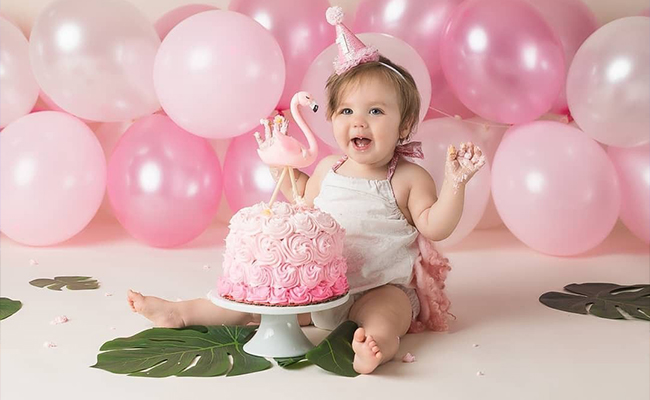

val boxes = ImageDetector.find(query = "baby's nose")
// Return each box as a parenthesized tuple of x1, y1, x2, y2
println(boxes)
(353, 118, 367, 128)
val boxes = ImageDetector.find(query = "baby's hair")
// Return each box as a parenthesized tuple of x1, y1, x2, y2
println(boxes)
(325, 55, 421, 143)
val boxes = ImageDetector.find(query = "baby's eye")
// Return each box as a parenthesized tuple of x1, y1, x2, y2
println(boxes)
(340, 108, 353, 115)
(369, 108, 384, 115)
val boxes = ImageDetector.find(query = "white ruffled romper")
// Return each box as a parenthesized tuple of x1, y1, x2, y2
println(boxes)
(310, 153, 453, 332)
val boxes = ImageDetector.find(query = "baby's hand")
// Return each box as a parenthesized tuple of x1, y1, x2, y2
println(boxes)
(445, 142, 486, 188)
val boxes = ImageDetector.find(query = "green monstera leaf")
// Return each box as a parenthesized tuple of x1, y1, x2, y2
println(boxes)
(540, 283, 650, 321)
(0, 297, 22, 320)
(305, 320, 359, 377)
(30, 276, 99, 291)
(92, 325, 271, 377)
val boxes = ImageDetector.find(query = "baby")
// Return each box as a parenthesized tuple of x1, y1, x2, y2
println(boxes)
(128, 7, 485, 374)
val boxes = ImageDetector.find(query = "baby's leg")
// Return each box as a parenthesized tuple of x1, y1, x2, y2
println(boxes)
(127, 290, 312, 328)
(127, 290, 255, 328)
(348, 285, 412, 374)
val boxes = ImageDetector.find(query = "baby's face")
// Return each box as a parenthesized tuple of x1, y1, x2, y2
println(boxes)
(331, 75, 404, 168)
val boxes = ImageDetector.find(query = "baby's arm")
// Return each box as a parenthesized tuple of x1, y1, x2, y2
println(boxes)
(271, 166, 309, 201)
(406, 165, 465, 241)
(408, 143, 485, 241)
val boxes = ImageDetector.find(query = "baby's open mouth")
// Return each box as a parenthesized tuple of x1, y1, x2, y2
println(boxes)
(352, 137, 372, 150)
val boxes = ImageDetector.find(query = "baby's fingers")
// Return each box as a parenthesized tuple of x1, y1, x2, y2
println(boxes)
(447, 145, 457, 161)
(471, 147, 483, 163)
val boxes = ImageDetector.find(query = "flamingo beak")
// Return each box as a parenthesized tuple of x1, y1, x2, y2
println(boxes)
(310, 100, 319, 113)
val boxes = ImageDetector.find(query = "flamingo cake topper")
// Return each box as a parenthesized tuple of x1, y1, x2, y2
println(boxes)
(254, 91, 319, 209)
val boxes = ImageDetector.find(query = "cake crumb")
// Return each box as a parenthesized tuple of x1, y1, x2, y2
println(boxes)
(402, 353, 416, 363)
(202, 264, 211, 270)
(50, 315, 69, 325)
(476, 371, 485, 376)
(473, 343, 480, 348)
(43, 341, 57, 348)
(104, 292, 113, 297)
(29, 259, 39, 266)
(109, 327, 116, 331)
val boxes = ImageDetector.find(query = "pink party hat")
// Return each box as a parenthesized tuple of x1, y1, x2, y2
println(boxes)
(326, 6, 379, 75)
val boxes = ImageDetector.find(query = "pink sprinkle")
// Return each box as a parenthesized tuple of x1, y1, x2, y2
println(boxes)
(29, 259, 38, 266)
(477, 371, 485, 376)
(203, 264, 211, 270)
(104, 293, 113, 297)
(43, 341, 57, 348)
(402, 353, 416, 363)
(50, 315, 69, 325)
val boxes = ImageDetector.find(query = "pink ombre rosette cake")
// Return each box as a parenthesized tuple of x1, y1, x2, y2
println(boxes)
(216, 201, 349, 306)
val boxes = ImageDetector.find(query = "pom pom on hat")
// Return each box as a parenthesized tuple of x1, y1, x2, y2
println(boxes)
(326, 6, 345, 25)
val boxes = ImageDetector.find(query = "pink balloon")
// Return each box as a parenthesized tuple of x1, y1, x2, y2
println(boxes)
(223, 115, 334, 211)
(107, 115, 222, 248)
(154, 10, 285, 139)
(230, 0, 334, 111)
(492, 121, 620, 256)
(223, 131, 279, 211)
(608, 145, 650, 245)
(416, 118, 491, 247)
(301, 33, 432, 148)
(526, 0, 598, 115)
(0, 112, 106, 246)
(567, 17, 650, 148)
(353, 0, 472, 120)
(440, 0, 565, 124)
(0, 18, 39, 128)
(30, 0, 160, 122)
(425, 73, 474, 120)
(154, 4, 218, 40)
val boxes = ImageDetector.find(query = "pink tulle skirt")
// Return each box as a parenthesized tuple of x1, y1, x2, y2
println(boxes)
(408, 234, 454, 333)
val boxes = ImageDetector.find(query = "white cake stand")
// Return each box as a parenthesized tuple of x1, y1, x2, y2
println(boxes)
(207, 291, 349, 358)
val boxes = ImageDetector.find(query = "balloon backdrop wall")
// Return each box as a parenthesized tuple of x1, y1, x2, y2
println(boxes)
(0, 0, 647, 254)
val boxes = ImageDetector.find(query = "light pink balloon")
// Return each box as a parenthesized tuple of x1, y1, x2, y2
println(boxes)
(230, 0, 334, 111)
(440, 0, 565, 124)
(0, 18, 39, 128)
(492, 121, 620, 256)
(0, 112, 106, 246)
(301, 33, 432, 148)
(154, 10, 285, 139)
(416, 118, 491, 247)
(608, 145, 650, 245)
(353, 0, 472, 120)
(567, 17, 650, 148)
(154, 4, 218, 40)
(29, 0, 160, 122)
(526, 0, 598, 115)
(223, 116, 334, 211)
(425, 73, 474, 120)
(107, 115, 222, 248)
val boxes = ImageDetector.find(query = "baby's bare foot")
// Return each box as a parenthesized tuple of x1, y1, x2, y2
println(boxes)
(127, 290, 185, 328)
(352, 327, 382, 374)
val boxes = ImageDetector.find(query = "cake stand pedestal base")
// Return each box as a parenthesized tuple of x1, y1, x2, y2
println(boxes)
(207, 291, 350, 358)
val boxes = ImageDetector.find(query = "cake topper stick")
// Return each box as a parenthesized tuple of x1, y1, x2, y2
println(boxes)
(254, 91, 320, 209)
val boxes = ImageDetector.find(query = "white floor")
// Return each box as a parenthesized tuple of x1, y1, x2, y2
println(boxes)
(1, 218, 648, 400)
